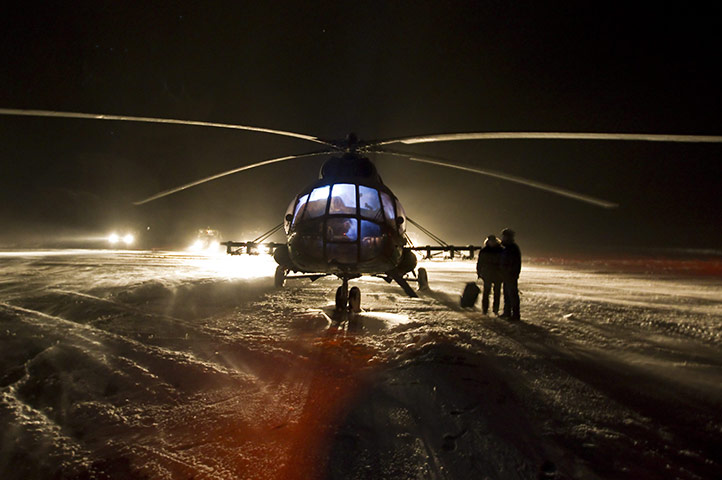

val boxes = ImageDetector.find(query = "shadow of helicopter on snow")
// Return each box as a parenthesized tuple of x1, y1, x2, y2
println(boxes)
(289, 305, 411, 335)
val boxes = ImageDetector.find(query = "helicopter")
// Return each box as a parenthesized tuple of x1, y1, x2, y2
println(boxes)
(1, 108, 721, 312)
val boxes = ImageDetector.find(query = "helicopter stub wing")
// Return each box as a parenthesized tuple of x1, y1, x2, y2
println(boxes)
(402, 217, 482, 259)
(222, 241, 285, 256)
(406, 245, 482, 260)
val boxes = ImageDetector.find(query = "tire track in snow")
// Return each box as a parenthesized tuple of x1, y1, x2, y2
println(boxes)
(0, 302, 248, 386)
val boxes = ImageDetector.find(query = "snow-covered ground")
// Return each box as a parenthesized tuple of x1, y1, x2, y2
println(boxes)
(0, 250, 720, 479)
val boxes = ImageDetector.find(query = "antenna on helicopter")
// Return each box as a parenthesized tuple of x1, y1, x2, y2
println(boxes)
(345, 132, 359, 152)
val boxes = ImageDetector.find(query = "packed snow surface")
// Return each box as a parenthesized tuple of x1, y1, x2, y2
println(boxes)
(0, 250, 720, 479)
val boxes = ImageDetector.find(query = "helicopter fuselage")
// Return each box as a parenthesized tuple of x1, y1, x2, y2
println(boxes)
(273, 153, 417, 278)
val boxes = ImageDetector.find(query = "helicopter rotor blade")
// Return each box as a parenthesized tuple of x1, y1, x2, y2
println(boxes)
(0, 108, 336, 148)
(134, 151, 334, 205)
(371, 131, 722, 147)
(376, 149, 618, 208)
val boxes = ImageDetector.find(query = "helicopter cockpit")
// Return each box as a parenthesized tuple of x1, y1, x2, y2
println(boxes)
(285, 182, 406, 271)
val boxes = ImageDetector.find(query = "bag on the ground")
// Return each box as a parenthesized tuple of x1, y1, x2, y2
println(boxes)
(460, 282, 480, 308)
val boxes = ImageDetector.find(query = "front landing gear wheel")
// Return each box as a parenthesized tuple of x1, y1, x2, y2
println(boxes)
(335, 285, 348, 311)
(417, 268, 429, 290)
(274, 265, 286, 288)
(348, 286, 361, 313)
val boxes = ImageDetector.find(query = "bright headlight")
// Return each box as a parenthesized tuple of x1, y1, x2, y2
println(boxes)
(108, 233, 120, 244)
(123, 234, 134, 245)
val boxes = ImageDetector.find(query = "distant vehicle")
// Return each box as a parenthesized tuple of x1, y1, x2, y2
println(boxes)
(189, 228, 222, 252)
(107, 231, 135, 248)
(2, 108, 720, 311)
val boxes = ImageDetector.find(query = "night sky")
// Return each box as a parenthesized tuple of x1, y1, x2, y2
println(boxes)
(1, 2, 720, 254)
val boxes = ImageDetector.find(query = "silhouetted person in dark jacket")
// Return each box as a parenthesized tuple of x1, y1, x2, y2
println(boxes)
(500, 228, 522, 320)
(476, 234, 503, 315)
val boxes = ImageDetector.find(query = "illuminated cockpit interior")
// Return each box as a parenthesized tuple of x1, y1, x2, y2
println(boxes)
(285, 183, 405, 265)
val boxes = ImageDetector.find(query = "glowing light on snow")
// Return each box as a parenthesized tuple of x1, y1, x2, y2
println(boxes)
(187, 240, 223, 256)
(417, 259, 473, 272)
(188, 239, 205, 252)
(0, 249, 120, 257)
(108, 233, 120, 245)
(123, 234, 134, 245)
(185, 252, 277, 279)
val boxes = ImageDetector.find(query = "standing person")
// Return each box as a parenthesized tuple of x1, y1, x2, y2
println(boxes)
(500, 228, 522, 320)
(476, 234, 503, 315)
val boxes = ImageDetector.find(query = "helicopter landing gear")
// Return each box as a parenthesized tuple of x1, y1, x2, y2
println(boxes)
(335, 277, 349, 311)
(348, 286, 361, 313)
(274, 265, 286, 288)
(335, 277, 362, 313)
(417, 268, 429, 290)
(387, 270, 419, 298)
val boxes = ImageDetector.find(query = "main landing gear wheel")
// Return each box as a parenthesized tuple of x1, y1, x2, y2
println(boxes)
(348, 286, 361, 313)
(274, 265, 286, 288)
(335, 285, 348, 311)
(417, 268, 429, 290)
(335, 277, 361, 313)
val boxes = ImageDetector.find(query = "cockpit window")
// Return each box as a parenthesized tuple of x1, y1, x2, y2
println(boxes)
(303, 186, 330, 219)
(360, 220, 383, 261)
(380, 191, 395, 226)
(292, 194, 309, 226)
(329, 184, 357, 215)
(359, 186, 382, 220)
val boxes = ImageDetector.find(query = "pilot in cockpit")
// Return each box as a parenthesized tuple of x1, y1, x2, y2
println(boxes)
(359, 191, 380, 218)
(327, 219, 354, 241)
(331, 196, 346, 212)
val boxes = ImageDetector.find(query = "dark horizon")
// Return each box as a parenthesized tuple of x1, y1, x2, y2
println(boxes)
(1, 2, 720, 255)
